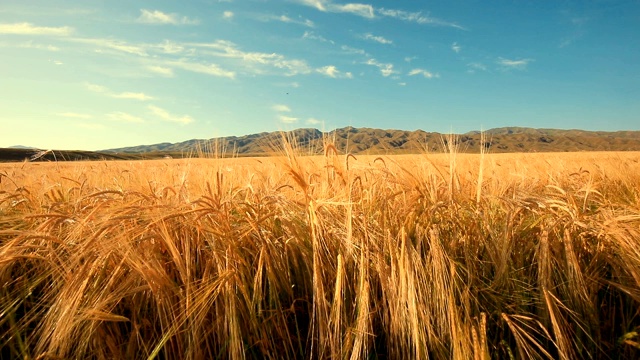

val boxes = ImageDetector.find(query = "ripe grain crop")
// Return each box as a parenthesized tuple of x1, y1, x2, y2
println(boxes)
(1, 145, 639, 359)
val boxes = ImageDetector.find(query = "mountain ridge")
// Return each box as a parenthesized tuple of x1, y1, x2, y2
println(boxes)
(104, 126, 640, 155)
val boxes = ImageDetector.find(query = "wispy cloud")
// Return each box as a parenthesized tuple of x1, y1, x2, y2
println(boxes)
(316, 65, 352, 78)
(451, 42, 461, 53)
(467, 62, 487, 73)
(166, 59, 236, 79)
(148, 105, 194, 124)
(223, 11, 234, 19)
(57, 112, 92, 119)
(17, 41, 60, 51)
(377, 8, 465, 29)
(497, 57, 533, 70)
(295, 2, 463, 28)
(362, 33, 392, 45)
(137, 9, 199, 25)
(307, 118, 323, 125)
(365, 58, 397, 77)
(408, 68, 439, 78)
(272, 104, 292, 112)
(112, 92, 154, 101)
(190, 40, 311, 76)
(107, 112, 145, 123)
(71, 37, 148, 56)
(265, 15, 314, 27)
(85, 83, 154, 100)
(297, 0, 374, 18)
(302, 31, 334, 44)
(279, 115, 299, 124)
(147, 65, 174, 77)
(341, 45, 368, 57)
(0, 22, 73, 36)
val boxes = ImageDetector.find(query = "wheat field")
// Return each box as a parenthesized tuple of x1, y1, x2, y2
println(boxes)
(1, 145, 639, 359)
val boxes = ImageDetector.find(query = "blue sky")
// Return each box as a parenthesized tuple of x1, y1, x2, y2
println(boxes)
(1, 0, 638, 150)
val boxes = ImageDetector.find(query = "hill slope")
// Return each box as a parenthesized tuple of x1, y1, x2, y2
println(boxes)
(3, 127, 639, 162)
(105, 127, 640, 155)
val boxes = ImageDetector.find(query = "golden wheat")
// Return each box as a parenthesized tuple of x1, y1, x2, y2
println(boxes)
(1, 148, 639, 359)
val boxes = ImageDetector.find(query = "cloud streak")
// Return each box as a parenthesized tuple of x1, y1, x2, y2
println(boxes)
(295, 1, 464, 28)
(0, 22, 73, 36)
(137, 9, 199, 25)
(148, 105, 194, 124)
(363, 33, 392, 45)
(497, 57, 534, 70)
(85, 83, 154, 100)
(365, 59, 396, 77)
(408, 68, 439, 78)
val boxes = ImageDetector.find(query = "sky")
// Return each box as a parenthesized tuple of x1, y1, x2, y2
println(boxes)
(1, 0, 639, 150)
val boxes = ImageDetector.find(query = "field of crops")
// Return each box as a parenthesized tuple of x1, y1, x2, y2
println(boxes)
(1, 147, 639, 359)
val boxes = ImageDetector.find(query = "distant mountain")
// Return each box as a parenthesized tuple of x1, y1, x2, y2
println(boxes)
(3, 127, 639, 162)
(8, 145, 36, 149)
(104, 127, 640, 155)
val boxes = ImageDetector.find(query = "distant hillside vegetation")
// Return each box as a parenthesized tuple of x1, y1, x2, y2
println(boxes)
(104, 127, 640, 155)
(2, 127, 639, 162)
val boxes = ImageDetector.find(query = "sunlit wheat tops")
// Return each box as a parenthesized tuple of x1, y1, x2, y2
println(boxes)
(1, 142, 640, 359)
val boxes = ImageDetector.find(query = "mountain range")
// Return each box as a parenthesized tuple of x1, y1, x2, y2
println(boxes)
(104, 126, 640, 155)
(2, 127, 639, 162)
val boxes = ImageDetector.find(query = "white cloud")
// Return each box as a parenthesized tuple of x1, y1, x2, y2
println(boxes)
(137, 9, 199, 25)
(408, 68, 439, 78)
(86, 83, 155, 100)
(303, 31, 334, 44)
(365, 58, 397, 77)
(223, 11, 234, 19)
(296, 0, 374, 18)
(18, 41, 60, 51)
(398, 82, 406, 86)
(147, 65, 174, 77)
(155, 40, 184, 54)
(57, 112, 92, 119)
(112, 92, 154, 101)
(316, 65, 352, 79)
(279, 115, 299, 124)
(307, 118, 323, 125)
(467, 62, 487, 73)
(404, 56, 417, 62)
(166, 59, 236, 79)
(107, 112, 145, 123)
(0, 22, 73, 36)
(363, 33, 392, 45)
(497, 57, 533, 70)
(333, 3, 374, 18)
(189, 40, 310, 76)
(148, 105, 194, 124)
(341, 45, 368, 56)
(51, 60, 63, 65)
(273, 104, 292, 112)
(316, 65, 338, 78)
(451, 42, 461, 53)
(71, 38, 148, 56)
(377, 8, 465, 29)
(267, 15, 314, 27)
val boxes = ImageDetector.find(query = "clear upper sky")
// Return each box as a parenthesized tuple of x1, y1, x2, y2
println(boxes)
(1, 0, 638, 150)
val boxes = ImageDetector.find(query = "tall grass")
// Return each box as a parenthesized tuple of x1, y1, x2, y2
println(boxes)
(1, 145, 639, 359)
